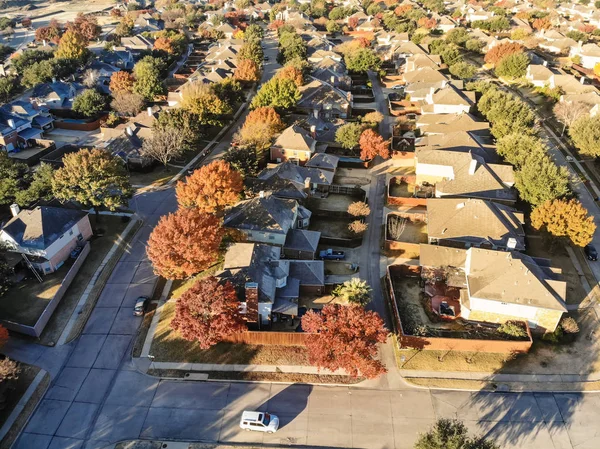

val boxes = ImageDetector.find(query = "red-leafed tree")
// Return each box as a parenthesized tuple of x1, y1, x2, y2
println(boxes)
(348, 16, 359, 29)
(170, 276, 246, 349)
(301, 304, 388, 378)
(234, 58, 261, 82)
(66, 13, 101, 41)
(268, 20, 285, 30)
(359, 129, 389, 160)
(0, 325, 8, 348)
(147, 208, 224, 279)
(176, 160, 243, 213)
(484, 42, 524, 65)
(35, 19, 62, 44)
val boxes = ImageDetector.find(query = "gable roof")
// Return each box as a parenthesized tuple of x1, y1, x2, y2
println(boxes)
(284, 229, 321, 253)
(426, 198, 525, 250)
(403, 67, 448, 85)
(2, 206, 87, 250)
(306, 153, 340, 170)
(258, 161, 334, 187)
(224, 194, 298, 235)
(416, 149, 516, 201)
(417, 113, 490, 134)
(272, 124, 316, 152)
(297, 78, 350, 111)
(466, 248, 567, 311)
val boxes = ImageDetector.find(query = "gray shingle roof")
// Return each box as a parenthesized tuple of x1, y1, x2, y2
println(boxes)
(224, 194, 297, 234)
(2, 206, 87, 250)
(284, 229, 321, 252)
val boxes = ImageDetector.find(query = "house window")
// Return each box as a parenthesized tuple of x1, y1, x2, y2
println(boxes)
(268, 235, 275, 240)
(69, 229, 73, 236)
(297, 221, 303, 229)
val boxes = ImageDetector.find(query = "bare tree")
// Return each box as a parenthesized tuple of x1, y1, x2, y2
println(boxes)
(388, 215, 407, 240)
(110, 92, 145, 117)
(141, 127, 185, 168)
(553, 101, 590, 136)
(82, 69, 100, 88)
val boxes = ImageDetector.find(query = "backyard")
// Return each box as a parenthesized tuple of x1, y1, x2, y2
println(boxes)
(309, 216, 357, 239)
(386, 215, 428, 244)
(149, 301, 310, 365)
(389, 177, 416, 198)
(333, 168, 371, 186)
(0, 216, 129, 345)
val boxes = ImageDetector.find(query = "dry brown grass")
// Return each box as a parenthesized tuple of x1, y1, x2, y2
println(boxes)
(147, 369, 362, 384)
(149, 302, 309, 365)
(397, 348, 512, 373)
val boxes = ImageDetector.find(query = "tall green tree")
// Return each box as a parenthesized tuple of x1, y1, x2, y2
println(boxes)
(52, 149, 133, 212)
(569, 115, 600, 157)
(335, 122, 363, 149)
(496, 134, 546, 167)
(495, 53, 529, 79)
(73, 89, 107, 117)
(15, 163, 55, 207)
(238, 38, 264, 65)
(0, 152, 27, 206)
(133, 56, 167, 101)
(515, 153, 570, 206)
(250, 77, 301, 110)
(344, 47, 382, 73)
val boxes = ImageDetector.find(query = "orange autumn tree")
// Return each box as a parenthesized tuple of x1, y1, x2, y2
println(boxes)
(234, 58, 261, 82)
(154, 36, 175, 54)
(277, 65, 304, 87)
(176, 160, 243, 213)
(359, 129, 389, 160)
(237, 106, 285, 148)
(532, 17, 551, 30)
(170, 276, 246, 349)
(147, 208, 224, 279)
(484, 42, 524, 65)
(109, 71, 135, 93)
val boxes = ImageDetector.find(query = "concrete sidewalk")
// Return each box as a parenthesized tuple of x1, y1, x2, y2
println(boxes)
(144, 360, 347, 376)
(399, 370, 600, 383)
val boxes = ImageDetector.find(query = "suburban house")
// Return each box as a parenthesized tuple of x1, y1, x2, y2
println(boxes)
(418, 131, 496, 162)
(426, 198, 526, 251)
(0, 205, 92, 274)
(416, 113, 490, 135)
(525, 64, 556, 87)
(31, 82, 85, 109)
(258, 161, 334, 194)
(569, 42, 600, 69)
(270, 124, 317, 165)
(415, 148, 517, 203)
(224, 192, 312, 245)
(419, 244, 568, 332)
(296, 78, 352, 119)
(420, 85, 476, 115)
(218, 243, 324, 325)
(0, 107, 52, 152)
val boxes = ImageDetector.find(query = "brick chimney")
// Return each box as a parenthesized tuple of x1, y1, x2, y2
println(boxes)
(244, 282, 259, 323)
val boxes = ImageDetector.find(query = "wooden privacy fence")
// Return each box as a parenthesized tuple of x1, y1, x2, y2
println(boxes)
(224, 331, 309, 346)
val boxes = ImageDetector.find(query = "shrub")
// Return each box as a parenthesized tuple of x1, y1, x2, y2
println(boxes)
(497, 321, 528, 338)
(560, 316, 580, 334)
(348, 220, 368, 235)
(347, 201, 370, 217)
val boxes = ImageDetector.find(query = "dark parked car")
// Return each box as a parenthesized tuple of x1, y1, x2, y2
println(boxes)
(133, 296, 150, 316)
(585, 245, 598, 261)
(70, 246, 83, 259)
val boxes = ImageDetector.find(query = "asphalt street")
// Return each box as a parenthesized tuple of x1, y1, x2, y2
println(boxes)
(6, 30, 600, 449)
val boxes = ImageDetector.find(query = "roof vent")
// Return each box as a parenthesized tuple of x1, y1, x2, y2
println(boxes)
(259, 191, 265, 198)
(507, 237, 517, 250)
(456, 202, 465, 209)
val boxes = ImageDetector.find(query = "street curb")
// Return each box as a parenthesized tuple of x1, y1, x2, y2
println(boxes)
(0, 369, 47, 442)
(58, 216, 143, 345)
